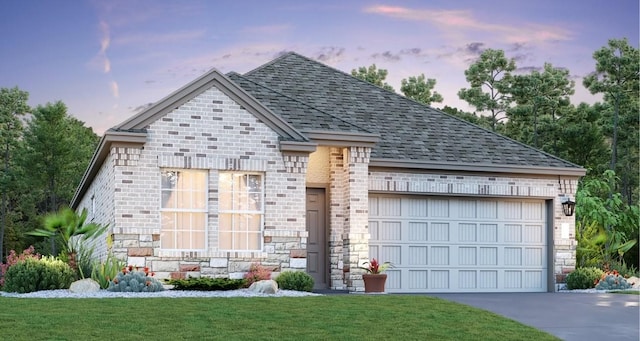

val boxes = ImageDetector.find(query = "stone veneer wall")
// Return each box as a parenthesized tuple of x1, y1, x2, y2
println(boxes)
(80, 85, 309, 280)
(368, 171, 580, 290)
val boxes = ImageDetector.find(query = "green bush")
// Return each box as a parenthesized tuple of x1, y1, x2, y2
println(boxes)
(607, 262, 639, 278)
(565, 267, 605, 289)
(108, 266, 164, 292)
(275, 271, 314, 292)
(91, 254, 126, 289)
(3, 256, 75, 293)
(166, 277, 246, 291)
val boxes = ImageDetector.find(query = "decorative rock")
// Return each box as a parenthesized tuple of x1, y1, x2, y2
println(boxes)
(627, 276, 639, 289)
(248, 280, 278, 294)
(69, 279, 101, 293)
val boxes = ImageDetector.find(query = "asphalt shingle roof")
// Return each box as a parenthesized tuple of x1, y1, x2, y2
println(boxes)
(240, 52, 581, 169)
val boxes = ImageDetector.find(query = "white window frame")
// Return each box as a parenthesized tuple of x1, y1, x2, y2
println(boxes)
(160, 169, 208, 251)
(218, 172, 264, 251)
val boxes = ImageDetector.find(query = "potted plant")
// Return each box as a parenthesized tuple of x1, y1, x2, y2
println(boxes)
(360, 258, 392, 293)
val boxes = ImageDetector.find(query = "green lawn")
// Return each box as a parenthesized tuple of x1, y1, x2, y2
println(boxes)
(610, 290, 640, 295)
(0, 295, 558, 341)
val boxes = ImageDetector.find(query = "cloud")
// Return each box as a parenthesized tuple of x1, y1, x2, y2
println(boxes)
(364, 5, 572, 44)
(88, 20, 112, 73)
(372, 51, 401, 62)
(110, 81, 119, 99)
(315, 47, 345, 63)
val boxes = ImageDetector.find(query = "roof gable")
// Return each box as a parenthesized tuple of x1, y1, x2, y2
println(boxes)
(116, 68, 308, 142)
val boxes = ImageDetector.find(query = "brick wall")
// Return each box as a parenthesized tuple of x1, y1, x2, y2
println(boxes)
(82, 85, 309, 279)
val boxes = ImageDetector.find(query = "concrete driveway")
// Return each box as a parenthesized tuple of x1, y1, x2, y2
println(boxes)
(429, 292, 639, 341)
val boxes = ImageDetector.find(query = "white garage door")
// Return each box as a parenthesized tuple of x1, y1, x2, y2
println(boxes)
(368, 195, 548, 293)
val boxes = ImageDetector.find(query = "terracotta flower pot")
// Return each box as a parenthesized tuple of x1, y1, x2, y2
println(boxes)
(363, 274, 387, 293)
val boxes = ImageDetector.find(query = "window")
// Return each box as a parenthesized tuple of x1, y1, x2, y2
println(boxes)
(160, 169, 207, 250)
(219, 173, 263, 251)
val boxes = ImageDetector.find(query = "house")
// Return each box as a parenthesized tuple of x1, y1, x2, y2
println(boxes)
(71, 52, 585, 293)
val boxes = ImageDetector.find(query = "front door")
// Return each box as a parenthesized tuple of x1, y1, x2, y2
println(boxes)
(306, 188, 327, 290)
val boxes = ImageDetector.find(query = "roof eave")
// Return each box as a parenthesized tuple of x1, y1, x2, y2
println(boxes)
(70, 130, 147, 209)
(369, 158, 587, 177)
(302, 130, 379, 147)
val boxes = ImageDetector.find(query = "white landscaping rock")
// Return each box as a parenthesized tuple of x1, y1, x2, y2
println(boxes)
(69, 278, 101, 293)
(248, 280, 278, 294)
(627, 276, 639, 289)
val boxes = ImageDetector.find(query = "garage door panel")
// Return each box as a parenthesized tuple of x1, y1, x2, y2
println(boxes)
(430, 222, 450, 241)
(369, 195, 547, 293)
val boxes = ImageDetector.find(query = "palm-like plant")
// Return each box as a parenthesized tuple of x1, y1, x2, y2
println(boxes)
(28, 208, 108, 277)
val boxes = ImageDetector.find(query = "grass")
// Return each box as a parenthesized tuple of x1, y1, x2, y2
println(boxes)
(610, 290, 640, 295)
(0, 295, 559, 341)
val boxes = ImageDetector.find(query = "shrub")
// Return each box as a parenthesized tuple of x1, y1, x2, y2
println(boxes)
(108, 265, 164, 292)
(606, 262, 639, 278)
(566, 267, 604, 289)
(243, 263, 271, 288)
(0, 246, 41, 287)
(595, 270, 632, 290)
(91, 254, 126, 289)
(275, 271, 314, 292)
(3, 256, 75, 293)
(166, 277, 246, 291)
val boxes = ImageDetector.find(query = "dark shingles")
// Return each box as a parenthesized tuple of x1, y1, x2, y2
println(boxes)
(241, 52, 581, 169)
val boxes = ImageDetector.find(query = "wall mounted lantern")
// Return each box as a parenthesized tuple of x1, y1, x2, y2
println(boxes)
(562, 197, 576, 217)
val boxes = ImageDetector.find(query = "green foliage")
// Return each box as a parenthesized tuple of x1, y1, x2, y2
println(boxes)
(0, 245, 40, 287)
(0, 87, 30, 262)
(91, 253, 126, 289)
(2, 256, 74, 293)
(108, 266, 164, 292)
(565, 267, 604, 289)
(243, 263, 271, 287)
(351, 64, 395, 92)
(595, 271, 632, 290)
(400, 74, 443, 106)
(606, 261, 639, 278)
(166, 277, 246, 291)
(583, 38, 639, 205)
(575, 170, 638, 268)
(275, 271, 314, 292)
(507, 63, 574, 151)
(27, 208, 108, 275)
(458, 48, 516, 131)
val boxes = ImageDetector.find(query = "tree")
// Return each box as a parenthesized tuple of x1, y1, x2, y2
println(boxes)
(0, 87, 30, 261)
(557, 102, 608, 171)
(400, 74, 443, 106)
(19, 101, 98, 255)
(440, 105, 502, 132)
(458, 49, 516, 131)
(583, 39, 639, 204)
(351, 64, 395, 92)
(507, 63, 575, 151)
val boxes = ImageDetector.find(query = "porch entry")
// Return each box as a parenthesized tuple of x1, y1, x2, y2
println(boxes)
(306, 188, 328, 290)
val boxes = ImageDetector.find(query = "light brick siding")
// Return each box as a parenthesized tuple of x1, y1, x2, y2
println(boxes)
(81, 85, 308, 279)
(76, 153, 115, 261)
(368, 171, 579, 290)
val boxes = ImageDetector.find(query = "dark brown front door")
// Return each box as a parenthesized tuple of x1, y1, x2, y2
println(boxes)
(306, 188, 327, 290)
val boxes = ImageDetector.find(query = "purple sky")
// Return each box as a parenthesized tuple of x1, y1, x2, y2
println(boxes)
(1, 0, 638, 135)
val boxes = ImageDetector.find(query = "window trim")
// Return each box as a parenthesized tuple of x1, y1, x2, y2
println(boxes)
(218, 172, 264, 251)
(159, 169, 208, 252)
